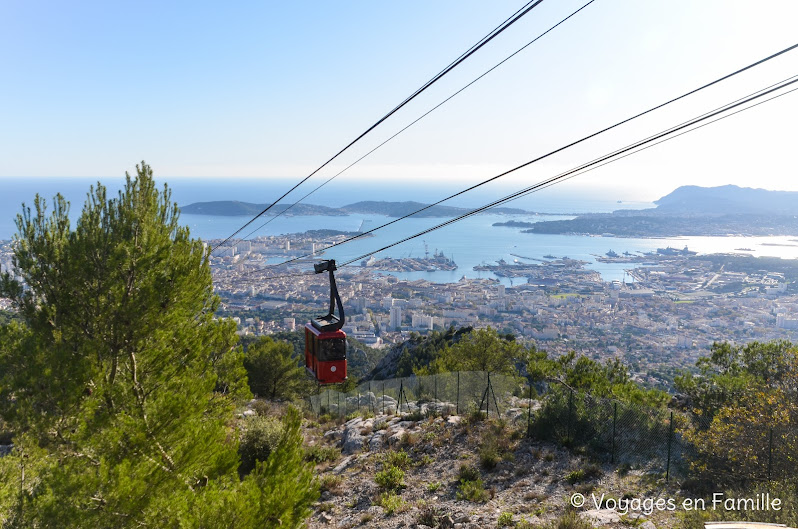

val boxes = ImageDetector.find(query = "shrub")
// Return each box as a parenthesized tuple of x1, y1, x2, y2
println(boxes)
(404, 410, 425, 422)
(468, 407, 487, 424)
(384, 449, 412, 469)
(399, 432, 418, 448)
(375, 465, 406, 492)
(565, 469, 585, 484)
(319, 474, 344, 495)
(457, 478, 489, 503)
(251, 399, 273, 416)
(419, 454, 434, 466)
(417, 503, 441, 526)
(498, 511, 515, 527)
(376, 492, 407, 515)
(458, 464, 481, 482)
(426, 481, 442, 492)
(479, 441, 501, 470)
(565, 463, 601, 484)
(239, 415, 283, 474)
(304, 444, 339, 464)
(548, 511, 594, 529)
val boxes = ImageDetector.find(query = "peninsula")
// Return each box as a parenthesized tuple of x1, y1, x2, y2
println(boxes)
(518, 185, 798, 237)
(181, 200, 530, 218)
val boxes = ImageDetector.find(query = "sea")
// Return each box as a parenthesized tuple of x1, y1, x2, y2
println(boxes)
(2, 177, 797, 286)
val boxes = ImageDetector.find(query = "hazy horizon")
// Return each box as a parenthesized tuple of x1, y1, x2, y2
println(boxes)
(3, 1, 798, 201)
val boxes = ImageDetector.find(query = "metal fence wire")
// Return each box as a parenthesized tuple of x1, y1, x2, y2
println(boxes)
(308, 371, 520, 419)
(530, 385, 798, 482)
(308, 374, 797, 483)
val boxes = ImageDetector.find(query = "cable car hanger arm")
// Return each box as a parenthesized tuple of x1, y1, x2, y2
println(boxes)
(311, 259, 345, 332)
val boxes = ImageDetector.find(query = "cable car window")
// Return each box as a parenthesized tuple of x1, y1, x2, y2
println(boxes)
(318, 338, 346, 361)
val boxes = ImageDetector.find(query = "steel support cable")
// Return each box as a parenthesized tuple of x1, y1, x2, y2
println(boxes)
(496, 73, 798, 207)
(230, 43, 798, 275)
(239, 0, 597, 242)
(211, 0, 545, 254)
(241, 78, 798, 282)
(337, 76, 798, 268)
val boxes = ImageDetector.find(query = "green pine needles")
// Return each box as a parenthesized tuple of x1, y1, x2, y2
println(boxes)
(0, 163, 317, 528)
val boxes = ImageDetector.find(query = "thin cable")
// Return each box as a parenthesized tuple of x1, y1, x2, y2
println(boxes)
(240, 78, 797, 282)
(240, 0, 598, 242)
(229, 43, 798, 271)
(517, 82, 798, 205)
(496, 73, 798, 208)
(211, 0, 545, 253)
(338, 76, 798, 267)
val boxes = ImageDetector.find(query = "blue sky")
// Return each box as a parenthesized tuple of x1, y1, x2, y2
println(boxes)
(2, 0, 798, 203)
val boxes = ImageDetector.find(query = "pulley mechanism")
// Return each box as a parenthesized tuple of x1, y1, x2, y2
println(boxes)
(311, 259, 345, 332)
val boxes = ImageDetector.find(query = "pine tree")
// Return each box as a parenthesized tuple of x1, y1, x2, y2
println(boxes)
(0, 163, 316, 527)
(244, 336, 310, 400)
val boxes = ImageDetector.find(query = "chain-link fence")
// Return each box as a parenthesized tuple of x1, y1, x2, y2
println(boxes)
(309, 375, 797, 483)
(531, 384, 798, 482)
(308, 371, 522, 419)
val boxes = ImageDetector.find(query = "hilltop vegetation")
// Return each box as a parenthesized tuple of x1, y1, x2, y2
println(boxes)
(0, 165, 316, 528)
(1, 170, 796, 528)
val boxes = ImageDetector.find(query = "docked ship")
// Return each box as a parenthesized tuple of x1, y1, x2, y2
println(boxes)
(656, 245, 697, 256)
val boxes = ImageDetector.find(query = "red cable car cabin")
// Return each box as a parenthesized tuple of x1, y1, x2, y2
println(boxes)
(305, 259, 348, 385)
(304, 324, 347, 384)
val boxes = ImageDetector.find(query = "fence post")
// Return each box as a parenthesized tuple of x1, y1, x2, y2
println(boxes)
(382, 382, 385, 415)
(456, 371, 460, 415)
(434, 374, 438, 403)
(527, 379, 533, 438)
(368, 381, 372, 414)
(358, 391, 361, 415)
(398, 380, 405, 414)
(337, 392, 340, 418)
(666, 411, 673, 482)
(768, 428, 774, 480)
(479, 373, 491, 418)
(612, 402, 617, 464)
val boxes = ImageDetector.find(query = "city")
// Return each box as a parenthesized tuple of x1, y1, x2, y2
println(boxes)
(202, 231, 798, 386)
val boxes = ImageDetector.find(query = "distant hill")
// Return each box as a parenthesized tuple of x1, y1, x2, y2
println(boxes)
(651, 185, 798, 216)
(180, 201, 345, 216)
(180, 200, 529, 218)
(521, 185, 798, 237)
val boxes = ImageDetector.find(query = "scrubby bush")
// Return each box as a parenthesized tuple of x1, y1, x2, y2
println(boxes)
(384, 449, 412, 469)
(319, 474, 344, 495)
(375, 465, 406, 492)
(376, 492, 407, 515)
(479, 433, 503, 470)
(457, 478, 489, 503)
(458, 464, 480, 482)
(498, 511, 515, 527)
(239, 415, 284, 474)
(417, 503, 442, 526)
(305, 444, 339, 464)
